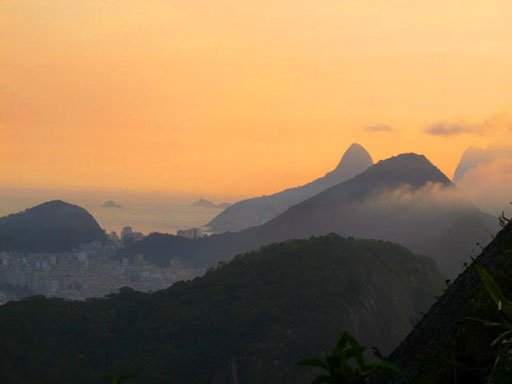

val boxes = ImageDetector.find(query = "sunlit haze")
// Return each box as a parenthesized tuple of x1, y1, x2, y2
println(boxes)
(1, 0, 511, 196)
(2, 3, 512, 380)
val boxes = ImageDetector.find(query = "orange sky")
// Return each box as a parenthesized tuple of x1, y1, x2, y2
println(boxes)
(1, 0, 511, 196)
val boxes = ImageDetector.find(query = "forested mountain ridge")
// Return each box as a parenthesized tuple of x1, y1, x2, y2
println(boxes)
(0, 234, 444, 384)
(121, 153, 497, 278)
(0, 200, 106, 253)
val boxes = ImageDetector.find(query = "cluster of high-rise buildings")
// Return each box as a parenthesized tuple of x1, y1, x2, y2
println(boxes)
(120, 226, 146, 246)
(176, 227, 205, 239)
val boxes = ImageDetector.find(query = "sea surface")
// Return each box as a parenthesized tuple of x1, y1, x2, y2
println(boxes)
(0, 187, 241, 235)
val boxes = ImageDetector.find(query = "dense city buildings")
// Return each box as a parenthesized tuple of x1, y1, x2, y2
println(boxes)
(121, 226, 145, 246)
(0, 230, 204, 301)
(176, 227, 204, 239)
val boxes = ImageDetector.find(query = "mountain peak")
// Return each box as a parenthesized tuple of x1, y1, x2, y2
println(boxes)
(34, 200, 73, 209)
(336, 143, 373, 170)
(23, 200, 94, 216)
(353, 153, 452, 188)
(206, 144, 373, 233)
(375, 153, 435, 168)
(334, 143, 373, 171)
(346, 142, 367, 153)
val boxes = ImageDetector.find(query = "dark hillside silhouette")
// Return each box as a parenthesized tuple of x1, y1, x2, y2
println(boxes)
(0, 200, 106, 253)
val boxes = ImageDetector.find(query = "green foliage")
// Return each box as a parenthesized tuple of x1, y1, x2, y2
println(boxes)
(0, 235, 443, 384)
(498, 205, 511, 229)
(298, 331, 402, 384)
(103, 373, 136, 384)
(472, 264, 512, 382)
(474, 264, 512, 320)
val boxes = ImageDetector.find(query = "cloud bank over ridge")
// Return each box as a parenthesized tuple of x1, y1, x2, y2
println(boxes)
(454, 130, 512, 216)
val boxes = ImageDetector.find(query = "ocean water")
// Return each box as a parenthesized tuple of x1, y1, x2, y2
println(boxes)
(0, 188, 239, 235)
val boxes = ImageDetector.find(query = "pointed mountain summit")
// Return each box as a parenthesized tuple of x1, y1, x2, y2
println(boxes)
(331, 143, 373, 175)
(0, 200, 106, 253)
(206, 144, 373, 233)
(123, 153, 497, 278)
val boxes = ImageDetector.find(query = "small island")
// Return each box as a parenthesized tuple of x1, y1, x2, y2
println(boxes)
(102, 200, 122, 208)
(190, 199, 232, 209)
(190, 199, 217, 208)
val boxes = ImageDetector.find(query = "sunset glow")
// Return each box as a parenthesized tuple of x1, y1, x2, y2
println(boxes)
(2, 0, 511, 195)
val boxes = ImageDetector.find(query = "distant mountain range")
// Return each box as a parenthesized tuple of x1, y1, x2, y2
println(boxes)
(121, 153, 498, 279)
(0, 148, 507, 383)
(0, 200, 106, 253)
(206, 143, 373, 233)
(0, 234, 444, 384)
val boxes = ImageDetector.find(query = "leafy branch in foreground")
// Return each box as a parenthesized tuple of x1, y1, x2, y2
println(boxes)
(298, 331, 402, 384)
(469, 264, 512, 381)
(498, 204, 511, 229)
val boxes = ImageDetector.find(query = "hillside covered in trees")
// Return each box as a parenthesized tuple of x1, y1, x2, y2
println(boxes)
(0, 235, 443, 384)
(0, 200, 106, 253)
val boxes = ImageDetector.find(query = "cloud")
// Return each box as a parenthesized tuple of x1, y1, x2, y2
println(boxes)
(459, 158, 512, 187)
(453, 130, 512, 182)
(457, 158, 512, 217)
(424, 114, 512, 137)
(424, 122, 479, 137)
(452, 131, 512, 216)
(364, 182, 471, 211)
(364, 124, 394, 133)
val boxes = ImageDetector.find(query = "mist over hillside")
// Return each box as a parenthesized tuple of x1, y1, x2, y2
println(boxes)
(454, 141, 512, 218)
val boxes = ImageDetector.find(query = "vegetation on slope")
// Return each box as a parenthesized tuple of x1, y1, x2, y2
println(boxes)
(0, 235, 443, 384)
(299, 331, 402, 384)
(0, 200, 106, 252)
